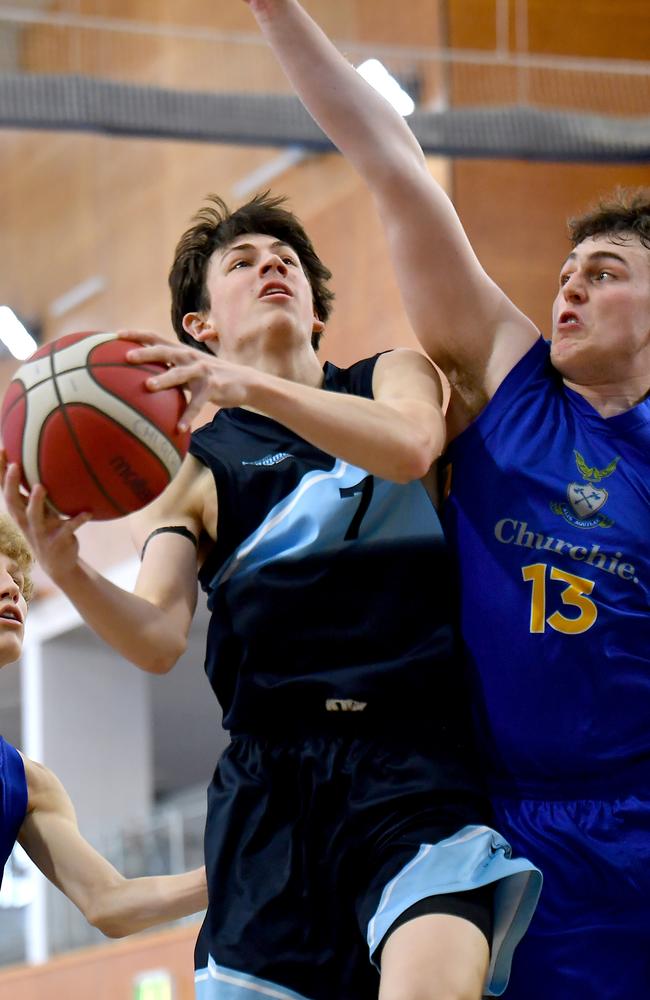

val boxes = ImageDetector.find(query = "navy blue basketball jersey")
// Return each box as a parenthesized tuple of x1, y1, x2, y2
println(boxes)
(443, 338, 650, 791)
(0, 736, 27, 887)
(191, 355, 470, 738)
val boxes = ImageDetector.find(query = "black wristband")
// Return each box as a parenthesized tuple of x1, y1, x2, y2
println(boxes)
(140, 525, 199, 560)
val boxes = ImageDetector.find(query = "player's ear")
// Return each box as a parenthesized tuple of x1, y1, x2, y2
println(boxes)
(183, 312, 219, 347)
(312, 314, 325, 336)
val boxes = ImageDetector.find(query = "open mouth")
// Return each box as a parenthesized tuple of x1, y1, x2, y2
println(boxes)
(558, 311, 581, 328)
(0, 608, 22, 625)
(260, 282, 292, 299)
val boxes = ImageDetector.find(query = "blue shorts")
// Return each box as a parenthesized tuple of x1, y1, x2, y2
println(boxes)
(493, 791, 650, 1000)
(194, 730, 541, 1000)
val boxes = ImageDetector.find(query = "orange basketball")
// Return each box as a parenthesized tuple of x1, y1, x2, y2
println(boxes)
(0, 331, 190, 520)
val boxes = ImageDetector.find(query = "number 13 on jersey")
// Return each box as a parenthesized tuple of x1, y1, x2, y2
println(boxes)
(522, 563, 598, 635)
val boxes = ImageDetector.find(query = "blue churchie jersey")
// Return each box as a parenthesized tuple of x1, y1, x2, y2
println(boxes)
(443, 338, 650, 793)
(0, 736, 28, 887)
(190, 355, 472, 741)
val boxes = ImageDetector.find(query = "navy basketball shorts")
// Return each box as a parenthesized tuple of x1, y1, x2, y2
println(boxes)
(194, 731, 541, 1000)
(493, 790, 650, 1000)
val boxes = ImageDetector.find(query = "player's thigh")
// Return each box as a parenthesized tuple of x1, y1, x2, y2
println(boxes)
(379, 913, 489, 1000)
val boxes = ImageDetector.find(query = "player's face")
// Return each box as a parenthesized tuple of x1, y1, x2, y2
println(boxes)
(551, 234, 650, 385)
(200, 233, 323, 357)
(0, 553, 27, 669)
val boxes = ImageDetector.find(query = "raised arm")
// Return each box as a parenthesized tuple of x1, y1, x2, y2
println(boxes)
(1, 450, 204, 673)
(242, 0, 540, 417)
(18, 756, 207, 938)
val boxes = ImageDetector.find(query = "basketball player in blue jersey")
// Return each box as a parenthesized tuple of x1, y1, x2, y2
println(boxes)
(0, 515, 208, 936)
(239, 1, 650, 997)
(3, 186, 541, 996)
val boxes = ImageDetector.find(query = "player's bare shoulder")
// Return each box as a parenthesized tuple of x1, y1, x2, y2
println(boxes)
(20, 754, 69, 817)
(372, 347, 443, 403)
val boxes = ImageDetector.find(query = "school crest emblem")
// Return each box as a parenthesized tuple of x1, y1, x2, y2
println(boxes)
(550, 451, 620, 528)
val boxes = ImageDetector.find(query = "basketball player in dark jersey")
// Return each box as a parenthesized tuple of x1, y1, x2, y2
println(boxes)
(0, 516, 208, 934)
(241, 2, 650, 997)
(3, 191, 541, 999)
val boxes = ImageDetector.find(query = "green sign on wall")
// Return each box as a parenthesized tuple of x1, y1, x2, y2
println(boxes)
(133, 969, 174, 1000)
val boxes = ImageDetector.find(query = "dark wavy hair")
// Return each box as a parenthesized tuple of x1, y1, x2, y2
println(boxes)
(569, 186, 650, 251)
(169, 191, 335, 352)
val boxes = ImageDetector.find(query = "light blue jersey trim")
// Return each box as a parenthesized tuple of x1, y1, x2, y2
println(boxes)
(367, 824, 542, 997)
(210, 458, 440, 594)
(195, 958, 312, 1000)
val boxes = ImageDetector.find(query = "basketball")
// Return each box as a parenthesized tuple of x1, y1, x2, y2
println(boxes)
(0, 331, 191, 521)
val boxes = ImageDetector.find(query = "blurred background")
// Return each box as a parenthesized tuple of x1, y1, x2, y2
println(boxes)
(0, 1, 648, 997)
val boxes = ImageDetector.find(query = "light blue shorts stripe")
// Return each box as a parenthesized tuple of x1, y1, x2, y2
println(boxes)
(195, 958, 312, 1000)
(367, 823, 542, 997)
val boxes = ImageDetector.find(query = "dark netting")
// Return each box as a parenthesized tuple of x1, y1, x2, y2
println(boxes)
(0, 75, 648, 163)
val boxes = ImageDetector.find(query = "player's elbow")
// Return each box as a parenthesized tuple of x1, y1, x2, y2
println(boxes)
(383, 401, 444, 482)
(85, 895, 130, 938)
(92, 914, 129, 939)
(390, 439, 438, 483)
(136, 631, 187, 674)
(140, 649, 182, 675)
(401, 448, 436, 483)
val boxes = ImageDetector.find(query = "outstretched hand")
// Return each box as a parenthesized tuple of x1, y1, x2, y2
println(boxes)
(119, 331, 255, 430)
(0, 452, 91, 582)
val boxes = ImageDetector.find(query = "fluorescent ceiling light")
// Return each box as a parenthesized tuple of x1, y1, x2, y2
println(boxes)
(356, 59, 415, 117)
(0, 307, 37, 360)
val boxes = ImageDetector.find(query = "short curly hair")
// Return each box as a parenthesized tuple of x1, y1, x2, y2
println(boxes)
(569, 187, 650, 251)
(0, 515, 34, 602)
(169, 191, 335, 353)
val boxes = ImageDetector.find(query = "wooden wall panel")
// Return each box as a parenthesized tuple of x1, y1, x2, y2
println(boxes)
(0, 922, 200, 1000)
(525, 0, 650, 60)
(446, 0, 650, 58)
(355, 0, 442, 46)
(445, 0, 499, 50)
(445, 0, 650, 112)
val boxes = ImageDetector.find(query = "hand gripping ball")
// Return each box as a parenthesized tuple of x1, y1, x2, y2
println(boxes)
(0, 331, 191, 520)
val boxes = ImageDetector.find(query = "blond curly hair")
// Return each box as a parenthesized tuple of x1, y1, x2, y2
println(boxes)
(0, 515, 34, 602)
